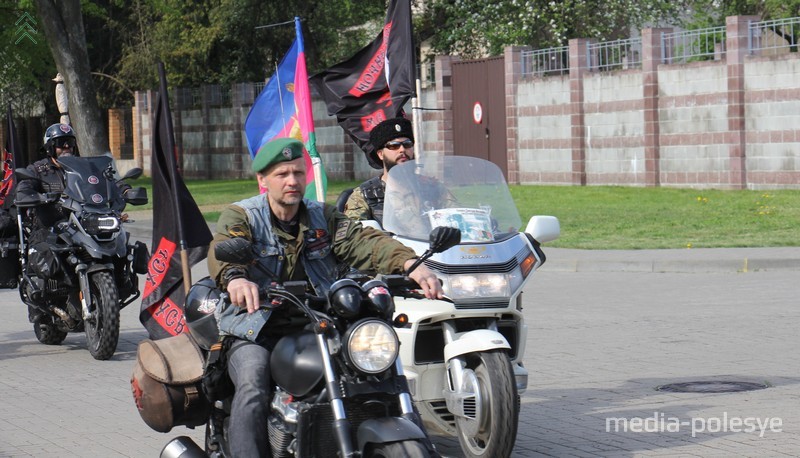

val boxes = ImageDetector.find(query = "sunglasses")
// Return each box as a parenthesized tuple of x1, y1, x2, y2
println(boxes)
(54, 138, 76, 149)
(383, 140, 414, 151)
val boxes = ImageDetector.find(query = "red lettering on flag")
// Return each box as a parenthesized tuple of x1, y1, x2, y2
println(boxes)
(150, 296, 185, 336)
(348, 22, 394, 97)
(361, 110, 388, 133)
(143, 237, 177, 297)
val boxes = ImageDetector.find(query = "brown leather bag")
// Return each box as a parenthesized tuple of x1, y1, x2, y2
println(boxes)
(130, 333, 211, 433)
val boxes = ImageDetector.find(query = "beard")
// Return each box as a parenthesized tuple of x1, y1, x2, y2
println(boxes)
(276, 194, 302, 206)
(383, 154, 410, 173)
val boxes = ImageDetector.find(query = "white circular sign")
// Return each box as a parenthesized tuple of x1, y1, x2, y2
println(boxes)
(473, 102, 483, 124)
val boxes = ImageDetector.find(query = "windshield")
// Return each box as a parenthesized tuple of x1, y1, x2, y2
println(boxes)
(57, 156, 116, 208)
(382, 156, 522, 242)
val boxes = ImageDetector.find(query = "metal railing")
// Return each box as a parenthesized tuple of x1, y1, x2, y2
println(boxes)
(750, 17, 799, 53)
(588, 38, 642, 71)
(521, 46, 570, 77)
(661, 26, 726, 64)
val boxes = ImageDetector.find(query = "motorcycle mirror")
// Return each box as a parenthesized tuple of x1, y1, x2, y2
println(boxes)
(214, 237, 255, 265)
(120, 167, 143, 181)
(429, 226, 461, 253)
(405, 227, 461, 275)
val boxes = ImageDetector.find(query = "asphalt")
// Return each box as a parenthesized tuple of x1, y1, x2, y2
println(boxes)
(124, 210, 800, 274)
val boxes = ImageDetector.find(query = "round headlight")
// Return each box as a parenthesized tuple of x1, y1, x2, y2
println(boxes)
(345, 319, 399, 374)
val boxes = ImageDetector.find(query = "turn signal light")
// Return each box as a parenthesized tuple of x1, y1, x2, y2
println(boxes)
(520, 253, 536, 278)
(393, 314, 409, 328)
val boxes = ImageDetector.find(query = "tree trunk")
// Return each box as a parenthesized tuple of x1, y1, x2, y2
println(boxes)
(33, 0, 109, 157)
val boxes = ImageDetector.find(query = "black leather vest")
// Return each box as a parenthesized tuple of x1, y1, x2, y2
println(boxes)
(359, 176, 384, 225)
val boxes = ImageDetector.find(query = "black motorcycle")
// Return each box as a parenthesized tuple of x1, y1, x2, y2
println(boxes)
(14, 155, 149, 360)
(162, 228, 461, 458)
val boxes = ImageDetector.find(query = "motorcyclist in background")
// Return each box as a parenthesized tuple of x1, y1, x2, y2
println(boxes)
(15, 123, 131, 321)
(16, 123, 133, 226)
(343, 117, 457, 236)
(343, 117, 417, 225)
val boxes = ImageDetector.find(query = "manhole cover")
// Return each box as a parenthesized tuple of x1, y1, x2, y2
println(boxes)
(656, 381, 769, 393)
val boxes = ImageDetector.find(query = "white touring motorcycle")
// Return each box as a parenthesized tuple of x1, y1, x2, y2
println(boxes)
(374, 156, 560, 458)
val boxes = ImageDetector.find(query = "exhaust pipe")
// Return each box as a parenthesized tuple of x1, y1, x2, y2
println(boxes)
(160, 436, 207, 458)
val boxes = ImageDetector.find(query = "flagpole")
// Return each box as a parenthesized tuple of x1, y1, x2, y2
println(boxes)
(411, 78, 424, 166)
(6, 106, 26, 271)
(157, 62, 193, 294)
(293, 16, 325, 203)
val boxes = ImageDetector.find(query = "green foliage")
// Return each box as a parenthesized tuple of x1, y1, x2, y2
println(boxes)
(418, 0, 690, 58)
(0, 0, 56, 116)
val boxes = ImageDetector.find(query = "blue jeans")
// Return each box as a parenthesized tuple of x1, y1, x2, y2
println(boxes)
(227, 339, 272, 458)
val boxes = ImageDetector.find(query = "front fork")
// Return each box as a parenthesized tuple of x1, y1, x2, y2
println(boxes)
(442, 321, 482, 428)
(74, 262, 92, 320)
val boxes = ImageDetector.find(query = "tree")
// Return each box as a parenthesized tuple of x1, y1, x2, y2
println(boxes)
(683, 0, 800, 50)
(418, 0, 690, 58)
(33, 0, 108, 156)
(103, 0, 386, 96)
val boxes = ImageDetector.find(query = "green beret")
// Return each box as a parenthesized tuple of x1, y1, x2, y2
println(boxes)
(252, 138, 304, 173)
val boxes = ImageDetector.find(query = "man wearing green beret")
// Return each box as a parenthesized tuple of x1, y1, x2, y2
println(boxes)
(207, 137, 442, 458)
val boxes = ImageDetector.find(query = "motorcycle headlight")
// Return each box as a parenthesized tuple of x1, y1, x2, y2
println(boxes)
(344, 319, 399, 374)
(82, 214, 120, 235)
(442, 273, 512, 300)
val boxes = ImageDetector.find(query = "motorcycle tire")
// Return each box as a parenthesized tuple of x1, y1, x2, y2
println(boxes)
(84, 271, 121, 360)
(456, 350, 519, 458)
(366, 440, 428, 458)
(33, 318, 68, 345)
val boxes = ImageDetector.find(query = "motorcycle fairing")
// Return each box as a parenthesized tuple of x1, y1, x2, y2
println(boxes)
(57, 156, 117, 209)
(270, 330, 325, 397)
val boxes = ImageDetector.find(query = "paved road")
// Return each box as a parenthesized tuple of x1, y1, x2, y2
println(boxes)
(1, 236, 798, 456)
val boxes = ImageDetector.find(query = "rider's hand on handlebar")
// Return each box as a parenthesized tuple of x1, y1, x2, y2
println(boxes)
(226, 277, 260, 314)
(404, 260, 443, 300)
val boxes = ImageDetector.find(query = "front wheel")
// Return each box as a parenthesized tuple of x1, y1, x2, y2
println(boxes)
(455, 350, 519, 458)
(367, 440, 428, 458)
(84, 271, 120, 360)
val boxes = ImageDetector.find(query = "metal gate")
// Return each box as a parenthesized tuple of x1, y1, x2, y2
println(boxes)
(451, 57, 507, 179)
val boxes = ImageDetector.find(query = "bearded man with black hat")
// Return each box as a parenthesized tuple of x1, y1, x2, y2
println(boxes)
(207, 137, 443, 458)
(343, 116, 417, 225)
(344, 117, 456, 230)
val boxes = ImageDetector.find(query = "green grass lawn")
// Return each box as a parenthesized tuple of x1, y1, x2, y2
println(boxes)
(130, 177, 800, 249)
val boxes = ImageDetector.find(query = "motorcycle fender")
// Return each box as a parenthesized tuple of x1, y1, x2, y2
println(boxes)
(356, 417, 426, 451)
(443, 330, 510, 361)
(86, 263, 113, 274)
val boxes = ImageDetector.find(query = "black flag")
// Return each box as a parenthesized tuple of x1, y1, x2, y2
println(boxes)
(139, 63, 212, 339)
(311, 0, 415, 168)
(2, 106, 25, 209)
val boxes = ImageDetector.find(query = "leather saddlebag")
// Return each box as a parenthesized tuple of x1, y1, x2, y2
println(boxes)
(131, 333, 211, 433)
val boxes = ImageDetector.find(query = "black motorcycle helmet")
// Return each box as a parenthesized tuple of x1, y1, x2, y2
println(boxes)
(185, 277, 222, 350)
(43, 123, 79, 158)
